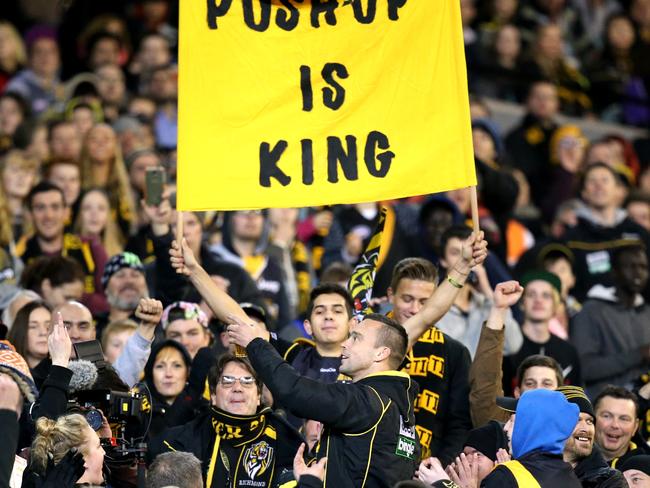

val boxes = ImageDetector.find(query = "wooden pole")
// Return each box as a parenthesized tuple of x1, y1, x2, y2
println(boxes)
(470, 186, 480, 235)
(176, 211, 184, 245)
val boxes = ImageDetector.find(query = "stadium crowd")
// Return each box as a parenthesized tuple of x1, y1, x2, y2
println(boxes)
(1, 0, 650, 487)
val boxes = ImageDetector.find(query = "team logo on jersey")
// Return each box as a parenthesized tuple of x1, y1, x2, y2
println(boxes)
(243, 441, 274, 479)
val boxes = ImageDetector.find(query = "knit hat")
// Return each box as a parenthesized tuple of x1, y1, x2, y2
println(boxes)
(556, 385, 594, 419)
(102, 252, 144, 290)
(521, 270, 562, 295)
(0, 340, 38, 403)
(240, 303, 267, 325)
(619, 455, 650, 475)
(161, 301, 208, 330)
(464, 420, 510, 461)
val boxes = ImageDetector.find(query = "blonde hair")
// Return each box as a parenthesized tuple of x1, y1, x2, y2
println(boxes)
(1, 149, 40, 174)
(0, 21, 27, 72)
(101, 318, 138, 351)
(0, 184, 13, 247)
(79, 124, 136, 235)
(73, 188, 125, 257)
(30, 414, 91, 475)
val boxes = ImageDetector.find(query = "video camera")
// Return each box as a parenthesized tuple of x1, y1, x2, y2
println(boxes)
(67, 340, 152, 465)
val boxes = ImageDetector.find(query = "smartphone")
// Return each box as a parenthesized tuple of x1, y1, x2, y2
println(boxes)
(145, 167, 166, 206)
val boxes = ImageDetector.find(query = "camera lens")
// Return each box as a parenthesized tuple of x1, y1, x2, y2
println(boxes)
(85, 409, 104, 431)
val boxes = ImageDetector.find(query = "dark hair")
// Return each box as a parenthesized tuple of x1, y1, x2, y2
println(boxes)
(87, 30, 122, 54)
(27, 181, 66, 210)
(611, 242, 646, 270)
(390, 258, 438, 292)
(305, 283, 354, 320)
(47, 119, 75, 141)
(7, 300, 51, 360)
(516, 354, 563, 388)
(20, 256, 85, 293)
(580, 162, 624, 193)
(625, 190, 650, 208)
(594, 385, 640, 418)
(208, 353, 262, 395)
(364, 313, 408, 370)
(440, 224, 473, 258)
(0, 92, 30, 119)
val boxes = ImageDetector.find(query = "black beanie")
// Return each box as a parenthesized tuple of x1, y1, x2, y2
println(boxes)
(557, 385, 595, 419)
(464, 420, 509, 462)
(619, 455, 650, 475)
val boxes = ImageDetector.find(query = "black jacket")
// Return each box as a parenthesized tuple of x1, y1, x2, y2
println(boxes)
(482, 452, 581, 487)
(148, 405, 303, 488)
(0, 409, 18, 488)
(574, 446, 627, 488)
(563, 214, 650, 301)
(247, 338, 420, 487)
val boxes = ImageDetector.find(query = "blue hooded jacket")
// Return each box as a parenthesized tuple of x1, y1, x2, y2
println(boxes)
(512, 389, 579, 459)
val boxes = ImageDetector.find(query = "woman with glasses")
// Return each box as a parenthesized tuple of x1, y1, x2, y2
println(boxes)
(148, 354, 304, 488)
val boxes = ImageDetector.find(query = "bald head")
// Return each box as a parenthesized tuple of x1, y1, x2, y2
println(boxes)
(54, 301, 95, 347)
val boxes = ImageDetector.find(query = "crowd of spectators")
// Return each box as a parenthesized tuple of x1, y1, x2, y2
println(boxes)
(1, 0, 650, 487)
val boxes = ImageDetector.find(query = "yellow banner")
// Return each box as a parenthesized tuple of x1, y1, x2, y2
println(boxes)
(178, 0, 476, 211)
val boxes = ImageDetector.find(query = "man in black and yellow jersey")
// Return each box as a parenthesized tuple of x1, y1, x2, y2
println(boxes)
(169, 238, 480, 487)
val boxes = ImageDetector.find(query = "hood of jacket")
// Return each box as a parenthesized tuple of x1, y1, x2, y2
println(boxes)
(216, 210, 271, 260)
(144, 339, 192, 402)
(575, 205, 629, 230)
(512, 389, 579, 459)
(359, 370, 419, 427)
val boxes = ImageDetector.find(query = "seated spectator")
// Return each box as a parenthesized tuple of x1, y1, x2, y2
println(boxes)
(101, 319, 137, 365)
(143, 339, 195, 439)
(504, 270, 582, 390)
(571, 244, 650, 397)
(436, 225, 523, 358)
(0, 21, 26, 92)
(474, 24, 526, 102)
(47, 120, 81, 161)
(95, 64, 126, 122)
(505, 80, 560, 209)
(27, 414, 104, 486)
(6, 26, 62, 116)
(626, 190, 650, 231)
(79, 123, 137, 237)
(563, 163, 650, 301)
(146, 451, 203, 488)
(538, 243, 581, 338)
(586, 14, 641, 121)
(20, 256, 85, 310)
(74, 188, 124, 257)
(593, 386, 650, 466)
(1, 150, 38, 239)
(17, 182, 109, 314)
(43, 158, 82, 225)
(161, 301, 212, 359)
(6, 300, 50, 370)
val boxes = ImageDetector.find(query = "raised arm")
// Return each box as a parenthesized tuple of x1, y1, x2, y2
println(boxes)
(402, 231, 488, 349)
(170, 238, 249, 324)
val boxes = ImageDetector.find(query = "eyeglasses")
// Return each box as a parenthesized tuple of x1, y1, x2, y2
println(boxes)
(219, 375, 257, 388)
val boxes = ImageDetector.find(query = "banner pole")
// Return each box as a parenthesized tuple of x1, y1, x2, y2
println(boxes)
(176, 211, 184, 245)
(470, 186, 480, 235)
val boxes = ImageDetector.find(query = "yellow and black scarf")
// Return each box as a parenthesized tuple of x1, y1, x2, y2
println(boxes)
(207, 407, 279, 488)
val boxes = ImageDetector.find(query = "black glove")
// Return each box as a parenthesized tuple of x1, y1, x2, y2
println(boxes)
(41, 449, 85, 488)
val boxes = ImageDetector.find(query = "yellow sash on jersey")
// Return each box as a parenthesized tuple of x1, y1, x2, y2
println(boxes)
(500, 460, 542, 488)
